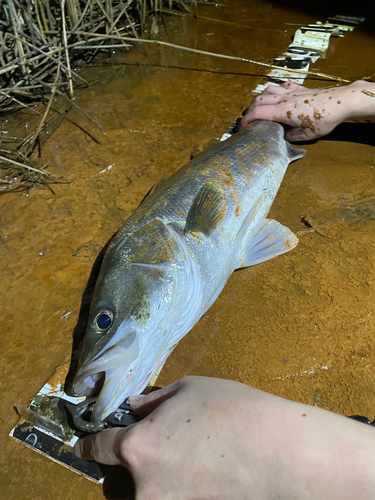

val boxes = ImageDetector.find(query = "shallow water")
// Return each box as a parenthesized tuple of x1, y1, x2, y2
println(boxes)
(1, 1, 375, 498)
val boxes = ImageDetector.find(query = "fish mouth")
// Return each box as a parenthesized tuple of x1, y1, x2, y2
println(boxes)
(74, 366, 135, 423)
(73, 329, 141, 422)
(73, 370, 105, 397)
(73, 363, 155, 423)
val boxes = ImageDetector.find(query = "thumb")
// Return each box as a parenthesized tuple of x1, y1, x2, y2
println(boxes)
(74, 427, 127, 465)
(129, 381, 181, 417)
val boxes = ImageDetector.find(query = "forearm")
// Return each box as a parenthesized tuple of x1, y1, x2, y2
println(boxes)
(347, 80, 375, 120)
(256, 392, 375, 499)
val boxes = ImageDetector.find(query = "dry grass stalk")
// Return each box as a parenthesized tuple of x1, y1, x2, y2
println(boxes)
(0, 0, 150, 193)
(0, 148, 66, 193)
(0, 0, 347, 194)
(63, 30, 350, 83)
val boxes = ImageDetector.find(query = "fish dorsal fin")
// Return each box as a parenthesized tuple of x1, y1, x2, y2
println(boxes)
(286, 142, 306, 162)
(139, 177, 167, 205)
(236, 218, 298, 268)
(185, 179, 226, 236)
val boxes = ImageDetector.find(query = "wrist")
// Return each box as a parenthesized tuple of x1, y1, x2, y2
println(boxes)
(345, 80, 375, 120)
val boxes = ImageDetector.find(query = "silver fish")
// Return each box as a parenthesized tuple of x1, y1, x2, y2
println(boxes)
(73, 120, 305, 423)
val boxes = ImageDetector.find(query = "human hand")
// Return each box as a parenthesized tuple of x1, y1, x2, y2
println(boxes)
(241, 80, 375, 141)
(74, 377, 281, 499)
(74, 376, 375, 500)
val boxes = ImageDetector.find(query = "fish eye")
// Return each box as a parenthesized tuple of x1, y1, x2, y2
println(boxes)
(93, 308, 113, 332)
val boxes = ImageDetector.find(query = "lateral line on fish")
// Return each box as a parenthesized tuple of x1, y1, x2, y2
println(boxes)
(130, 262, 172, 270)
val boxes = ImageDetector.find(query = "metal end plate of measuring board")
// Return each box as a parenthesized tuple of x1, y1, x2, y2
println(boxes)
(10, 395, 142, 483)
(10, 395, 143, 483)
(9, 357, 145, 483)
(10, 394, 109, 483)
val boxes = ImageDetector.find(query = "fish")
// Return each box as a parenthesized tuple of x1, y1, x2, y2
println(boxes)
(73, 119, 305, 423)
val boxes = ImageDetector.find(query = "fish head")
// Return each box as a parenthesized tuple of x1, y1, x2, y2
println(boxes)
(73, 260, 176, 423)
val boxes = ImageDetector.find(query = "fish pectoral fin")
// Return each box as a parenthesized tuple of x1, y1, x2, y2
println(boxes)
(236, 218, 298, 268)
(185, 179, 226, 237)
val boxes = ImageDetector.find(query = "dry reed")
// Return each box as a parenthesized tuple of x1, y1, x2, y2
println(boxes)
(0, 0, 347, 193)
(0, 0, 161, 192)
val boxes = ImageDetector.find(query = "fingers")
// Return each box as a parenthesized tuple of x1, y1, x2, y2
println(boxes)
(242, 96, 281, 124)
(247, 84, 305, 114)
(129, 380, 182, 417)
(261, 81, 301, 95)
(282, 81, 301, 91)
(242, 103, 286, 127)
(253, 94, 285, 107)
(74, 427, 128, 465)
(242, 82, 321, 129)
(74, 381, 186, 467)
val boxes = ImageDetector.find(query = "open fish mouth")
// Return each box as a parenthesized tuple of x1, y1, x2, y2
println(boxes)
(73, 363, 139, 423)
(73, 354, 165, 423)
(73, 370, 105, 397)
(74, 361, 162, 423)
(73, 329, 142, 422)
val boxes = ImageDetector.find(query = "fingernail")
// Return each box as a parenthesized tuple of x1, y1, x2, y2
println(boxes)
(74, 440, 83, 458)
(129, 395, 145, 406)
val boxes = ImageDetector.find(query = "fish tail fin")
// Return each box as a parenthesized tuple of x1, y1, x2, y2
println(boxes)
(286, 142, 306, 162)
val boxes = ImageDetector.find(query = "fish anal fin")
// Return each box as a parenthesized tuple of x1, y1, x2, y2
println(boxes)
(185, 179, 226, 237)
(237, 218, 298, 268)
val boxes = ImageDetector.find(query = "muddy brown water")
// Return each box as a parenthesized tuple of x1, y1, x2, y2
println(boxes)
(1, 1, 375, 498)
